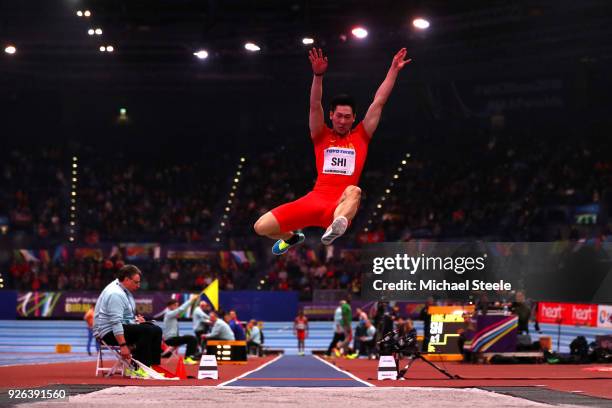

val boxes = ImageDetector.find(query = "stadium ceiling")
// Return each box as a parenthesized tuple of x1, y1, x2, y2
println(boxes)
(1, 0, 611, 83)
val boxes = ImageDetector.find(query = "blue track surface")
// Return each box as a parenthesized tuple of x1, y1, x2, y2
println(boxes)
(223, 355, 369, 387)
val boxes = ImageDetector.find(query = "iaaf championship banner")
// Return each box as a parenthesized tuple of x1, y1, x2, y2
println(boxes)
(15, 291, 192, 319)
(361, 242, 612, 303)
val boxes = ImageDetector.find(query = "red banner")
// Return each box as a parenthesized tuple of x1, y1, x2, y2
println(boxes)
(538, 302, 598, 327)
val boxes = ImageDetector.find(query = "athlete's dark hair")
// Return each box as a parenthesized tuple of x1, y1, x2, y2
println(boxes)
(330, 94, 356, 115)
(117, 264, 142, 281)
(167, 299, 179, 306)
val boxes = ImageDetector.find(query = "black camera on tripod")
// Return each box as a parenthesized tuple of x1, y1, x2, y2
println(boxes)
(377, 329, 418, 356)
(377, 328, 461, 380)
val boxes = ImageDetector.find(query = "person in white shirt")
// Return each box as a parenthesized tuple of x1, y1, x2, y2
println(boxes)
(163, 296, 199, 364)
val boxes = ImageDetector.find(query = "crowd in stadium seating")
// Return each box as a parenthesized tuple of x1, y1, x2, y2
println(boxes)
(76, 148, 225, 243)
(2, 121, 611, 295)
(1, 148, 68, 243)
(262, 245, 361, 299)
(7, 257, 242, 293)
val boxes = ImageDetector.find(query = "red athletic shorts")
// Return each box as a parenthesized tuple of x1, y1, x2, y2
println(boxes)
(296, 330, 306, 341)
(271, 190, 343, 233)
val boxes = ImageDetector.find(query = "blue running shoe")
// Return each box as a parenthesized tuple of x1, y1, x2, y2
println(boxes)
(272, 232, 305, 255)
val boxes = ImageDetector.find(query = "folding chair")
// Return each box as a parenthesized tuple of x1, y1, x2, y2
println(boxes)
(95, 339, 128, 377)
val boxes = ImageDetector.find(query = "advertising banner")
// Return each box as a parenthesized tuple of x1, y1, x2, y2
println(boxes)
(597, 304, 612, 329)
(537, 302, 598, 327)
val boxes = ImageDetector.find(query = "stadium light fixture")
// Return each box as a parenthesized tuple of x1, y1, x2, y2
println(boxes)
(351, 27, 368, 39)
(244, 42, 261, 52)
(193, 50, 209, 59)
(302, 37, 314, 45)
(413, 18, 430, 30)
(4, 45, 16, 55)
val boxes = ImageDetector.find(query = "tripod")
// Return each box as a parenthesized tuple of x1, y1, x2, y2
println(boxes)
(395, 351, 461, 380)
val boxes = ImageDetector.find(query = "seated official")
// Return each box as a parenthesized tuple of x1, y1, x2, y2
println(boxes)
(163, 297, 199, 365)
(93, 265, 162, 369)
(192, 300, 211, 340)
(356, 319, 377, 356)
(246, 319, 262, 356)
(201, 311, 235, 346)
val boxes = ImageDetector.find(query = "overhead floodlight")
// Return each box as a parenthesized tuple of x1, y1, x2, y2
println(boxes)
(95, 28, 103, 35)
(351, 27, 368, 39)
(99, 46, 106, 52)
(4, 45, 16, 55)
(193, 50, 209, 59)
(413, 18, 430, 30)
(302, 37, 314, 45)
(244, 42, 260, 52)
(76, 10, 83, 17)
(84, 10, 91, 17)
(88, 29, 95, 35)
(106, 45, 114, 52)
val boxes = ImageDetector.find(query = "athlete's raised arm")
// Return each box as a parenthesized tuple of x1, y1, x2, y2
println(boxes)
(362, 48, 411, 138)
(308, 48, 328, 140)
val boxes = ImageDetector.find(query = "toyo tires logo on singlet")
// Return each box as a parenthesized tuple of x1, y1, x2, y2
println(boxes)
(322, 147, 356, 175)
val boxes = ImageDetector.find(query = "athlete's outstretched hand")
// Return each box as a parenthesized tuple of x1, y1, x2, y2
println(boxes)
(391, 48, 412, 71)
(309, 48, 328, 76)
